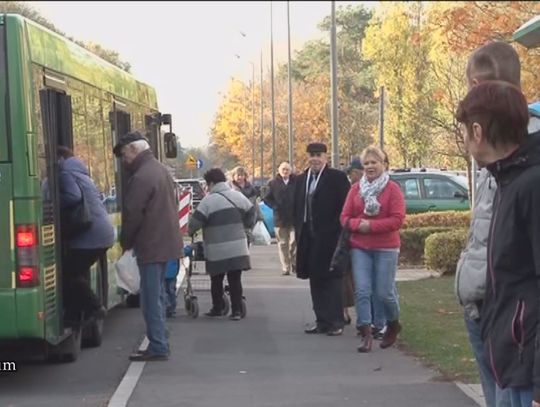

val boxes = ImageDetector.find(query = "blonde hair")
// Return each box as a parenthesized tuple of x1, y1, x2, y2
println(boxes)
(360, 145, 386, 164)
(230, 166, 248, 180)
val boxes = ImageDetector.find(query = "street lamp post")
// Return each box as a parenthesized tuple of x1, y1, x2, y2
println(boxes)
(260, 51, 264, 186)
(330, 1, 339, 168)
(287, 0, 294, 169)
(270, 1, 276, 177)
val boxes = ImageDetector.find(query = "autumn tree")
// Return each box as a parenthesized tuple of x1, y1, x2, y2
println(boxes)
(363, 2, 435, 168)
(432, 1, 540, 101)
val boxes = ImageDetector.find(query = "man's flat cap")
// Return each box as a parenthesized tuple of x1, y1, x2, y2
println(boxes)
(306, 142, 327, 153)
(113, 131, 149, 157)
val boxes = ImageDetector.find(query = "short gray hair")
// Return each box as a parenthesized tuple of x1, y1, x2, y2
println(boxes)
(128, 139, 150, 153)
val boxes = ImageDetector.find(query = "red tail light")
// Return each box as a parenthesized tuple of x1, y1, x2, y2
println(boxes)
(16, 225, 37, 247)
(19, 267, 37, 283)
(16, 225, 39, 287)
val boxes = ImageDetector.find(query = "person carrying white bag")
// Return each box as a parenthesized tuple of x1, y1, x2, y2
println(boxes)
(113, 131, 183, 362)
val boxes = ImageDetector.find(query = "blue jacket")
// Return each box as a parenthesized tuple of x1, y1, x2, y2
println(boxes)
(58, 157, 115, 249)
(166, 259, 179, 279)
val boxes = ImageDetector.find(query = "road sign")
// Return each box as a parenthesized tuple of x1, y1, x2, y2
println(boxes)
(186, 155, 196, 169)
(196, 159, 203, 169)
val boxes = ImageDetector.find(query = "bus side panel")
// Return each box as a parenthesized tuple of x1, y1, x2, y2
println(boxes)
(7, 16, 37, 199)
(15, 288, 44, 337)
(0, 21, 9, 162)
(0, 164, 14, 290)
(0, 290, 17, 337)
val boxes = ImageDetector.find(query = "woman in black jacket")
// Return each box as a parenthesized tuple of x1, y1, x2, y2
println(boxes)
(456, 80, 540, 406)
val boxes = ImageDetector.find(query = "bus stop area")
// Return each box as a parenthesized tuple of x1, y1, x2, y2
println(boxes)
(112, 245, 481, 407)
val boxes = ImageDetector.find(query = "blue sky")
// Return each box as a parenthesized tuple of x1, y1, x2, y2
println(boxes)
(30, 1, 375, 147)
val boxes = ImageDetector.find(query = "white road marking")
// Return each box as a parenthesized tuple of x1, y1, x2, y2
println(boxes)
(107, 262, 187, 407)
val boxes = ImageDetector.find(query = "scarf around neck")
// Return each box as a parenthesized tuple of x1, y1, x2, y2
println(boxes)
(360, 172, 389, 216)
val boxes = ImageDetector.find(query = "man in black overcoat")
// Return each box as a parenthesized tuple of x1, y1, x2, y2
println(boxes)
(293, 142, 350, 335)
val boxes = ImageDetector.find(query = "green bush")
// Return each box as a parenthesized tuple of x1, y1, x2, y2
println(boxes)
(424, 229, 468, 275)
(400, 227, 452, 265)
(403, 211, 471, 230)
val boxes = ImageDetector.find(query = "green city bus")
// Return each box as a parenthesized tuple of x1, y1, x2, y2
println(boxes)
(0, 14, 177, 361)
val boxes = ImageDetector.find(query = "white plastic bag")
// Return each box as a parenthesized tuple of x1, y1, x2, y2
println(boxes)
(115, 249, 140, 294)
(252, 221, 271, 246)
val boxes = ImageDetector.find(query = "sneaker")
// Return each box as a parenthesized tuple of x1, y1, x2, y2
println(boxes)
(229, 313, 242, 321)
(204, 308, 226, 317)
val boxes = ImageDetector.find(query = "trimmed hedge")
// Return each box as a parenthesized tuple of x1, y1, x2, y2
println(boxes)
(400, 227, 452, 265)
(403, 211, 471, 230)
(424, 229, 469, 275)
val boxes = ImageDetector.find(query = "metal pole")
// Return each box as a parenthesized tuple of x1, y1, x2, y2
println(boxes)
(379, 86, 385, 149)
(260, 51, 264, 186)
(270, 1, 276, 177)
(330, 1, 339, 168)
(287, 0, 293, 169)
(251, 63, 256, 182)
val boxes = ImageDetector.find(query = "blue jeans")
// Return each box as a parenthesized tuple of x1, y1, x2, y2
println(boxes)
(464, 314, 510, 407)
(165, 277, 177, 316)
(351, 249, 400, 327)
(372, 295, 386, 330)
(508, 386, 533, 407)
(138, 262, 169, 356)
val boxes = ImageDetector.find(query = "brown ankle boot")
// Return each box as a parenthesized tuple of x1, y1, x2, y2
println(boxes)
(357, 325, 372, 353)
(380, 320, 402, 349)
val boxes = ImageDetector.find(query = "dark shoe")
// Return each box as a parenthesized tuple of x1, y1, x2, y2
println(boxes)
(282, 271, 291, 276)
(229, 313, 242, 321)
(357, 325, 373, 353)
(380, 320, 402, 349)
(129, 352, 169, 362)
(344, 315, 352, 325)
(204, 308, 226, 317)
(304, 325, 327, 334)
(326, 327, 343, 336)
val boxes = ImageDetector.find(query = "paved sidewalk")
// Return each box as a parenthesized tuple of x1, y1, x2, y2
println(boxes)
(125, 245, 481, 407)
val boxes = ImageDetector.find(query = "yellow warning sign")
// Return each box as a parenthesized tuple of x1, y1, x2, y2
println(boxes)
(186, 155, 196, 169)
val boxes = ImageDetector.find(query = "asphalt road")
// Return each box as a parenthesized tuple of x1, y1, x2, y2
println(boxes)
(0, 303, 145, 407)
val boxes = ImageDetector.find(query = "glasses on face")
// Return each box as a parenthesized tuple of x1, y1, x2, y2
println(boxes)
(309, 152, 322, 158)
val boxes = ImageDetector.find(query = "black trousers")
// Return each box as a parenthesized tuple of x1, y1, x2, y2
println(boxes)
(62, 248, 106, 320)
(210, 270, 243, 314)
(309, 276, 344, 331)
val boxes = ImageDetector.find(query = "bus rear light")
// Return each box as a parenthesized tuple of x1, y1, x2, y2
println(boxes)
(16, 225, 37, 247)
(15, 225, 40, 287)
(18, 266, 39, 287)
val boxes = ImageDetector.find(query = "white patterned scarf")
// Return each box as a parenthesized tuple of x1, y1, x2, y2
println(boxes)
(360, 172, 389, 216)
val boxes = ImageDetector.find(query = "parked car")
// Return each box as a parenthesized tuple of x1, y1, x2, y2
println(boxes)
(389, 170, 470, 214)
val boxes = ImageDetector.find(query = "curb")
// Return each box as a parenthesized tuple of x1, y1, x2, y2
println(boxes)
(455, 382, 485, 407)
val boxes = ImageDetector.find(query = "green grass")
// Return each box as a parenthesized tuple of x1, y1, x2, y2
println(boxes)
(396, 275, 479, 383)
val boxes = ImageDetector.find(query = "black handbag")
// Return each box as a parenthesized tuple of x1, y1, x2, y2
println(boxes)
(61, 177, 93, 238)
(330, 220, 351, 274)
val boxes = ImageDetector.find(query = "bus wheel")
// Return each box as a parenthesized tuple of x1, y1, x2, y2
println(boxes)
(126, 293, 140, 308)
(82, 318, 104, 348)
(47, 326, 82, 363)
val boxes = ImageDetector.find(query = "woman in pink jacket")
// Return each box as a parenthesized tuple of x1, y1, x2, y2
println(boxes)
(340, 146, 405, 353)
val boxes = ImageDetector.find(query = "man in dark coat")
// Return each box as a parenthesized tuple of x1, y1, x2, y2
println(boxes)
(293, 142, 350, 336)
(113, 131, 183, 361)
(263, 162, 296, 276)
